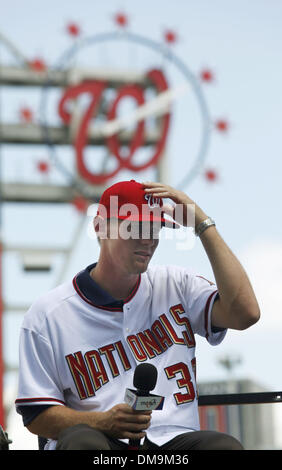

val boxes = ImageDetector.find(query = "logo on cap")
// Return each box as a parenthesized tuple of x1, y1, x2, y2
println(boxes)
(144, 194, 162, 209)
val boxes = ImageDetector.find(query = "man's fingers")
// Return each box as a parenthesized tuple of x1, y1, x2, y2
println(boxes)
(121, 419, 150, 431)
(162, 203, 176, 217)
(105, 404, 152, 439)
(144, 186, 170, 195)
(142, 182, 179, 203)
(142, 181, 163, 186)
(122, 431, 147, 440)
(124, 414, 151, 426)
(120, 405, 152, 417)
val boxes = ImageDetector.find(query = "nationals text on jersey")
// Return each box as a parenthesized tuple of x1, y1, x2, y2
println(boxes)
(65, 302, 196, 400)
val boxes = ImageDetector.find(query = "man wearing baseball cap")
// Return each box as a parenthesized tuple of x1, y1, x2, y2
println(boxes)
(96, 179, 179, 229)
(16, 179, 260, 451)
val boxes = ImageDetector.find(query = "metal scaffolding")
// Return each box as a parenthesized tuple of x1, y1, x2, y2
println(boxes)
(0, 31, 167, 427)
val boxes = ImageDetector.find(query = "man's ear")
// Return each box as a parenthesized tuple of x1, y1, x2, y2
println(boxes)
(94, 216, 107, 239)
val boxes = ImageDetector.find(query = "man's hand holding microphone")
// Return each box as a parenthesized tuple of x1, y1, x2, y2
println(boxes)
(95, 363, 162, 449)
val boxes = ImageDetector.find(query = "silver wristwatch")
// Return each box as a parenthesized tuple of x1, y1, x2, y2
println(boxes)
(195, 217, 216, 237)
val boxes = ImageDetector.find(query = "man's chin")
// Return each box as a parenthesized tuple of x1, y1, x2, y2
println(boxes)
(132, 257, 151, 273)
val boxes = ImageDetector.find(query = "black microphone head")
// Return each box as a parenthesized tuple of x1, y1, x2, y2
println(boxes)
(133, 363, 158, 393)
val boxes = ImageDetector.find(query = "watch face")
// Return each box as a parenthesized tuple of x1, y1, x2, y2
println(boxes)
(196, 218, 215, 236)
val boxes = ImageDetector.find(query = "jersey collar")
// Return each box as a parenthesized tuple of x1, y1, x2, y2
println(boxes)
(73, 263, 141, 311)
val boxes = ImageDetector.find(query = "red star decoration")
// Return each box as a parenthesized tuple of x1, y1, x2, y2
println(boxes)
(200, 69, 214, 82)
(72, 196, 88, 213)
(164, 30, 177, 44)
(114, 12, 128, 27)
(29, 58, 47, 72)
(37, 161, 50, 174)
(66, 22, 81, 37)
(204, 169, 219, 182)
(20, 107, 33, 123)
(215, 119, 229, 132)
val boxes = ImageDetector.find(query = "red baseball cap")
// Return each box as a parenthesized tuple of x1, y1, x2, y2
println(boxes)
(96, 180, 179, 229)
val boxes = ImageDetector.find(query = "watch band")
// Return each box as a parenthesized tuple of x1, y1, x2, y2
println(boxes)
(195, 217, 216, 237)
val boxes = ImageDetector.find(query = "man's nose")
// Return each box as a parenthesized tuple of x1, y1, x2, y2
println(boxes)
(139, 236, 158, 245)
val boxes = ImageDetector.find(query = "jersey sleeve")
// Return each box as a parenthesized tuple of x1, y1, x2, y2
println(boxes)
(181, 270, 227, 346)
(15, 327, 66, 412)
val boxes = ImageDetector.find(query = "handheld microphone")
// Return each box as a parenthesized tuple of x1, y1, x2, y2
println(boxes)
(134, 362, 158, 396)
(125, 363, 163, 450)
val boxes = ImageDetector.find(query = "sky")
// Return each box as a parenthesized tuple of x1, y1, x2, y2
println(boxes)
(1, 0, 282, 449)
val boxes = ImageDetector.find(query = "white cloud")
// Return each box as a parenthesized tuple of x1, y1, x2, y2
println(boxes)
(239, 239, 282, 330)
(5, 383, 38, 450)
(6, 406, 38, 450)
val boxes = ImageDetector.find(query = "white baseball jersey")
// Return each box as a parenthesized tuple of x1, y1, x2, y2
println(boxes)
(16, 263, 227, 449)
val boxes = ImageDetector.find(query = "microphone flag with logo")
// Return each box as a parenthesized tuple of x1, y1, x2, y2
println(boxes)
(125, 363, 165, 450)
(124, 363, 165, 411)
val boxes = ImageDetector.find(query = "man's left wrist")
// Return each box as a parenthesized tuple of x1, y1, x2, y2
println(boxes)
(194, 209, 208, 229)
(195, 217, 216, 237)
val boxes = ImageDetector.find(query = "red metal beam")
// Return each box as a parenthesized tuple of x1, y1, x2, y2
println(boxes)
(0, 241, 4, 427)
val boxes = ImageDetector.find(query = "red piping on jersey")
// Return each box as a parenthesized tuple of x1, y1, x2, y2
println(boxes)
(15, 397, 65, 406)
(204, 290, 218, 340)
(72, 274, 141, 311)
(123, 275, 141, 303)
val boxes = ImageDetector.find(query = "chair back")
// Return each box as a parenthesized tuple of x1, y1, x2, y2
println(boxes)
(38, 436, 48, 450)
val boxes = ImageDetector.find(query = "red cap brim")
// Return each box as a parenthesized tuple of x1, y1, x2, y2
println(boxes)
(115, 214, 180, 229)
